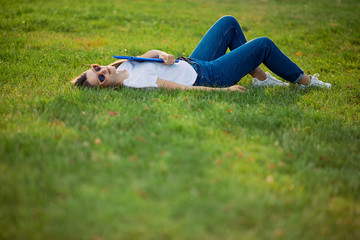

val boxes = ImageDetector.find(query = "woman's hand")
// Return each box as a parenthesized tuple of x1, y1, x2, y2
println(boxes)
(226, 85, 246, 92)
(139, 50, 175, 65)
(159, 52, 175, 65)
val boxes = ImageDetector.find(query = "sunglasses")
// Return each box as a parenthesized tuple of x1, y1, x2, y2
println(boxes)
(91, 64, 106, 82)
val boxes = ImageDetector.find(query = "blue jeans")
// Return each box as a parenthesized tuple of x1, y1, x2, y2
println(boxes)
(188, 16, 304, 87)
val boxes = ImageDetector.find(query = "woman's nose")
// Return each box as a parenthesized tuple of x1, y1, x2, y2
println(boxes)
(99, 67, 107, 74)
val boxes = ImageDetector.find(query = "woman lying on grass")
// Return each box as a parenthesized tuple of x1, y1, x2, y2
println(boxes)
(72, 15, 331, 91)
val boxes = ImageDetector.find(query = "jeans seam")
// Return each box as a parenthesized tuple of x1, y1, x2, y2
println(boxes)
(212, 26, 234, 60)
(234, 28, 246, 47)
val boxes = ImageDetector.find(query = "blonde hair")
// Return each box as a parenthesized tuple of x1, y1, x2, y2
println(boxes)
(71, 59, 127, 87)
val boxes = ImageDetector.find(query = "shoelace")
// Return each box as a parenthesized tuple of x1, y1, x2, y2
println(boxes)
(313, 73, 320, 78)
(311, 73, 324, 84)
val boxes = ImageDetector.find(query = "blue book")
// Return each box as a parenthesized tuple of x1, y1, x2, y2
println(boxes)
(113, 55, 179, 63)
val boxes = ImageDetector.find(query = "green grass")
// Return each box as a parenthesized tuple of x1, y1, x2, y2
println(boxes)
(1, 0, 359, 239)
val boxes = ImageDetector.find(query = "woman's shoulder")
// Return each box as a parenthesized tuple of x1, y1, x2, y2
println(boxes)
(116, 60, 133, 70)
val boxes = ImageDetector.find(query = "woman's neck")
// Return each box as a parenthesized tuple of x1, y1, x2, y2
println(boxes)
(115, 69, 129, 86)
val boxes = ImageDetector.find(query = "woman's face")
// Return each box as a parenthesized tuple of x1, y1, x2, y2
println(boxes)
(86, 64, 119, 87)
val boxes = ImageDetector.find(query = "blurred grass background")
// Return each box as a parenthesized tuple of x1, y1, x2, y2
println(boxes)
(0, 0, 359, 239)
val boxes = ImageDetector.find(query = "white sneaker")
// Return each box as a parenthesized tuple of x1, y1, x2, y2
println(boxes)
(299, 74, 331, 89)
(252, 72, 289, 87)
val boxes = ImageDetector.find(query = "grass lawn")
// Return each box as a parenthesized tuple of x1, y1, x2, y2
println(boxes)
(0, 0, 359, 239)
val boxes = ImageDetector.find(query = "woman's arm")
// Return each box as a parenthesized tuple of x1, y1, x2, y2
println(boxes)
(156, 78, 245, 92)
(138, 50, 175, 65)
(138, 50, 165, 58)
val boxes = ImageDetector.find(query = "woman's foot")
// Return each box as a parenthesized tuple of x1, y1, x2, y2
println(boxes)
(299, 74, 331, 89)
(252, 72, 289, 87)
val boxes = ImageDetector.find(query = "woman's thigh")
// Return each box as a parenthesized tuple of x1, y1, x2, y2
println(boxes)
(207, 39, 266, 86)
(190, 15, 247, 61)
(209, 37, 304, 86)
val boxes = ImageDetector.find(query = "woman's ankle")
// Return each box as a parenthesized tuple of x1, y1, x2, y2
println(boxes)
(251, 67, 267, 81)
(298, 74, 311, 85)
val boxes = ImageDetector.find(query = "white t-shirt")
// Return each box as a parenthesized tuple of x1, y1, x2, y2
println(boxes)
(116, 60, 197, 89)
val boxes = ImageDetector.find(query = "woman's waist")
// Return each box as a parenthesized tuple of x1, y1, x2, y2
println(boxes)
(177, 57, 213, 77)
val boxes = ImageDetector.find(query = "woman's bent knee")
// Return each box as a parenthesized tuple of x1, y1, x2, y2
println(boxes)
(218, 15, 238, 26)
(259, 37, 273, 44)
(252, 37, 274, 48)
